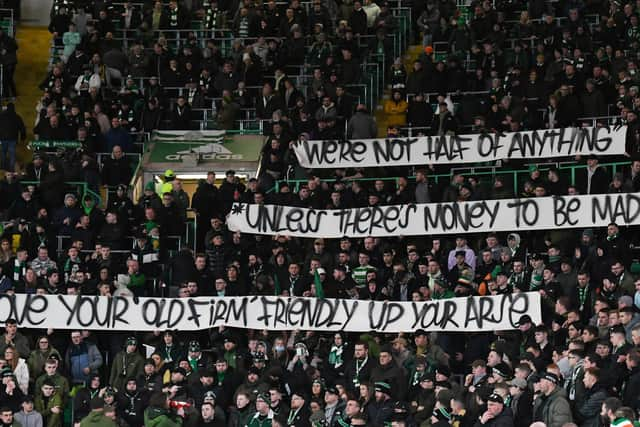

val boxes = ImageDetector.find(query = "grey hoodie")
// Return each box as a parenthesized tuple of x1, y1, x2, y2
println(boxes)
(14, 410, 43, 427)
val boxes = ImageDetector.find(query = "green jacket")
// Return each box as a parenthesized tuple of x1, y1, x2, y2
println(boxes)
(27, 348, 62, 381)
(144, 407, 183, 427)
(79, 411, 117, 427)
(109, 350, 145, 391)
(416, 343, 449, 370)
(34, 373, 69, 405)
(34, 393, 63, 427)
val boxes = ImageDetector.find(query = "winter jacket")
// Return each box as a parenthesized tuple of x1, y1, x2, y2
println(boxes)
(0, 104, 26, 141)
(14, 410, 43, 427)
(370, 361, 407, 401)
(227, 406, 255, 427)
(34, 392, 63, 427)
(575, 384, 608, 427)
(246, 411, 274, 427)
(383, 99, 408, 127)
(144, 407, 182, 427)
(65, 342, 103, 384)
(623, 366, 640, 413)
(79, 411, 117, 427)
(34, 373, 69, 405)
(472, 407, 514, 427)
(116, 390, 145, 427)
(101, 155, 132, 186)
(532, 386, 573, 427)
(509, 388, 532, 426)
(205, 243, 228, 278)
(346, 111, 377, 139)
(109, 350, 145, 392)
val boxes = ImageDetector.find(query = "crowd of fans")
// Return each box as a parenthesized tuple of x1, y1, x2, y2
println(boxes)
(3, 0, 640, 426)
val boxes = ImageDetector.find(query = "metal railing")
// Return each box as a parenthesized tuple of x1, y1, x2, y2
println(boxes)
(271, 160, 632, 195)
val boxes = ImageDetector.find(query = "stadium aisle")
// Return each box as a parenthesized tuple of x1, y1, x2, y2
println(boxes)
(15, 25, 50, 161)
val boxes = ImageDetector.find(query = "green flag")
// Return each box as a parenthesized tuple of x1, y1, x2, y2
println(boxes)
(314, 270, 325, 299)
(274, 274, 281, 296)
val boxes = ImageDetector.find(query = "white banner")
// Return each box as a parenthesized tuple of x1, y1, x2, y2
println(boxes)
(293, 126, 627, 168)
(226, 193, 640, 238)
(0, 293, 540, 333)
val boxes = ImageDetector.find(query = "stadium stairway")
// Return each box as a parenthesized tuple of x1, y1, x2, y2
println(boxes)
(15, 26, 50, 167)
(374, 44, 424, 137)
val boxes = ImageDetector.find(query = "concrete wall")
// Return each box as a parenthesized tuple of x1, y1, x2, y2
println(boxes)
(21, 0, 52, 26)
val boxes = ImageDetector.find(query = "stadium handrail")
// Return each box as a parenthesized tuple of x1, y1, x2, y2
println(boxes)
(270, 160, 632, 194)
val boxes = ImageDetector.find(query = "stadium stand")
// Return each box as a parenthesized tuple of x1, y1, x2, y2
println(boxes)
(0, 0, 640, 426)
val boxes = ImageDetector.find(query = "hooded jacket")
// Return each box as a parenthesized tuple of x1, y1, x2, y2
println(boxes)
(14, 410, 43, 427)
(109, 349, 144, 391)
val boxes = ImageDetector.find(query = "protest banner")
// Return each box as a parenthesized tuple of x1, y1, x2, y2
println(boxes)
(0, 292, 540, 333)
(292, 126, 627, 168)
(226, 193, 640, 238)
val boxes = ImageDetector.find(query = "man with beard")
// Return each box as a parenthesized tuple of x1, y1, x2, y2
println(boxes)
(344, 341, 377, 394)
(190, 369, 216, 407)
(286, 392, 311, 427)
(235, 367, 268, 402)
(367, 382, 393, 427)
(532, 371, 572, 427)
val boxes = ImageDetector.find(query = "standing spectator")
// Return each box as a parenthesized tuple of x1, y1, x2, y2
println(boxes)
(383, 91, 408, 127)
(575, 367, 609, 427)
(104, 118, 133, 153)
(347, 104, 377, 139)
(532, 371, 573, 427)
(101, 145, 132, 187)
(64, 331, 103, 386)
(109, 336, 144, 392)
(35, 379, 63, 427)
(0, 27, 17, 98)
(0, 103, 26, 172)
(577, 155, 609, 195)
